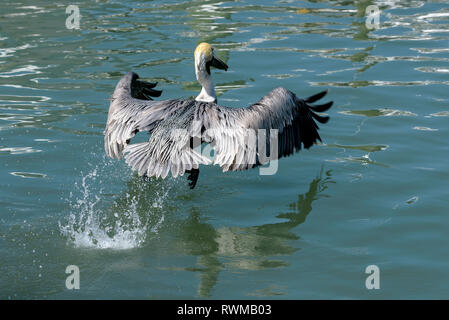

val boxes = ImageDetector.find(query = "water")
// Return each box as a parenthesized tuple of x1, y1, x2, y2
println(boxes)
(1, 0, 448, 299)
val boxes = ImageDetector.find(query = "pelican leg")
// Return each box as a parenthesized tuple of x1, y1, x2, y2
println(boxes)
(186, 168, 200, 189)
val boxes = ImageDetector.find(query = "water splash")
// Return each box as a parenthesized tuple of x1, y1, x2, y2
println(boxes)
(59, 157, 171, 250)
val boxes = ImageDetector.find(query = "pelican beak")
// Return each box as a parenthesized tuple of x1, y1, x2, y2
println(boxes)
(209, 55, 228, 71)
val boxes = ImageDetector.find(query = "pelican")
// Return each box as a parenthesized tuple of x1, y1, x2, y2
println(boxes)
(104, 42, 333, 189)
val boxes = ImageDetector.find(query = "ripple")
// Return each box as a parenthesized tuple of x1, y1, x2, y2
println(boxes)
(422, 29, 449, 34)
(326, 155, 389, 167)
(134, 57, 186, 69)
(0, 94, 51, 104)
(417, 12, 449, 21)
(34, 138, 59, 143)
(183, 80, 249, 96)
(0, 84, 49, 91)
(430, 111, 449, 117)
(0, 65, 43, 78)
(393, 195, 420, 210)
(311, 80, 449, 87)
(10, 172, 47, 179)
(247, 285, 286, 297)
(18, 6, 45, 10)
(0, 44, 35, 58)
(318, 67, 359, 76)
(339, 109, 417, 117)
(413, 126, 438, 131)
(0, 146, 42, 155)
(215, 81, 249, 95)
(406, 196, 419, 204)
(411, 47, 449, 54)
(327, 144, 388, 152)
(262, 73, 297, 79)
(329, 54, 449, 63)
(416, 67, 449, 74)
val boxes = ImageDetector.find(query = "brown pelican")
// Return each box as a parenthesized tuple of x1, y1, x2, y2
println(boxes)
(104, 42, 333, 189)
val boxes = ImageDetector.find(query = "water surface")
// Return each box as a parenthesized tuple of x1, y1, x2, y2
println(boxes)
(1, 0, 448, 299)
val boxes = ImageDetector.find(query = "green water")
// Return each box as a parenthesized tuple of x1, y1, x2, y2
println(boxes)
(1, 0, 448, 299)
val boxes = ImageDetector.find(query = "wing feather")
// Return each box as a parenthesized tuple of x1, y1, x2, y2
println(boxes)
(104, 72, 182, 159)
(203, 87, 333, 171)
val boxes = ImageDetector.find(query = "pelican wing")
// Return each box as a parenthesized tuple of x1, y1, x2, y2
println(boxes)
(116, 82, 332, 179)
(104, 72, 181, 159)
(202, 87, 333, 171)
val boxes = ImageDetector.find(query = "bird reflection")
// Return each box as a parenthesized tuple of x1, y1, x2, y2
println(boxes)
(110, 168, 333, 297)
(178, 168, 334, 297)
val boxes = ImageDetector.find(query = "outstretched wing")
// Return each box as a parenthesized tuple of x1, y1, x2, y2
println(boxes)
(104, 72, 183, 159)
(202, 87, 333, 171)
(121, 87, 332, 179)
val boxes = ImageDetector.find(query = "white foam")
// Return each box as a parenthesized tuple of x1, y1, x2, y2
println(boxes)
(59, 157, 170, 250)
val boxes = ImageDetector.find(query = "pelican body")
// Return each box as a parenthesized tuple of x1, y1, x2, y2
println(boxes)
(104, 43, 333, 188)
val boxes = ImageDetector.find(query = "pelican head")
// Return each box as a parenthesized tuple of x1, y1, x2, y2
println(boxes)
(194, 42, 228, 103)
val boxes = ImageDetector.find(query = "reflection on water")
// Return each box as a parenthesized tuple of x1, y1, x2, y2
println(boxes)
(176, 168, 333, 297)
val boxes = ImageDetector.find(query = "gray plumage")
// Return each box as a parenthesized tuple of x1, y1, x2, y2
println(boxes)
(104, 72, 332, 183)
